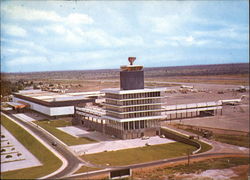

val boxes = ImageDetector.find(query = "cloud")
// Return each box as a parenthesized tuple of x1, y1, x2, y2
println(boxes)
(2, 5, 94, 25)
(155, 36, 211, 47)
(2, 24, 27, 37)
(2, 39, 49, 55)
(66, 13, 94, 24)
(6, 56, 50, 66)
(193, 27, 248, 42)
(1, 1, 248, 72)
(2, 5, 61, 22)
(3, 48, 30, 55)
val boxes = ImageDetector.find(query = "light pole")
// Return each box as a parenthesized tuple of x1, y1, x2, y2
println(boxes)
(187, 149, 190, 167)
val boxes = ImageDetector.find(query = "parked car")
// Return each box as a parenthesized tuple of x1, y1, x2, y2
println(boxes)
(141, 136, 150, 140)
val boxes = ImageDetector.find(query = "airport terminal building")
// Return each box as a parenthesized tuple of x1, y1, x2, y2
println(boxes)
(74, 57, 166, 139)
(12, 90, 99, 117)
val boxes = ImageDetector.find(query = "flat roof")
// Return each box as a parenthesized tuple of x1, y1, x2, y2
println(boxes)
(102, 115, 165, 122)
(101, 87, 167, 94)
(14, 90, 102, 102)
(6, 102, 27, 108)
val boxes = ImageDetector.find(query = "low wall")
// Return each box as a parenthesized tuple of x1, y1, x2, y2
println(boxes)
(175, 124, 249, 136)
(160, 128, 200, 151)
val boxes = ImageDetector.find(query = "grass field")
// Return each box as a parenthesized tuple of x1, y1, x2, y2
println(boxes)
(173, 125, 249, 148)
(1, 115, 62, 179)
(132, 157, 249, 179)
(34, 119, 96, 146)
(81, 142, 197, 166)
(146, 74, 249, 86)
(213, 134, 249, 148)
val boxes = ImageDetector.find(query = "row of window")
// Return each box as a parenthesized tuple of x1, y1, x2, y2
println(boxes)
(107, 111, 160, 119)
(105, 92, 161, 100)
(106, 99, 161, 106)
(106, 120, 160, 130)
(121, 92, 161, 99)
(106, 105, 161, 112)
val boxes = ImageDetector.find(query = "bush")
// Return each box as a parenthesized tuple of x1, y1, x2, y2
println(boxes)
(1, 149, 6, 152)
(6, 155, 12, 158)
(1, 135, 5, 138)
(17, 153, 22, 156)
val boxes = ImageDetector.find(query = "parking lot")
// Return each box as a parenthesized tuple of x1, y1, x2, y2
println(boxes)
(1, 126, 41, 172)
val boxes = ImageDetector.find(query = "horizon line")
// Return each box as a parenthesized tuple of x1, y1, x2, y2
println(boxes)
(1, 62, 249, 74)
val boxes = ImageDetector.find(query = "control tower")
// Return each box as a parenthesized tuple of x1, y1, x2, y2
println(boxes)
(102, 57, 165, 139)
(120, 57, 144, 90)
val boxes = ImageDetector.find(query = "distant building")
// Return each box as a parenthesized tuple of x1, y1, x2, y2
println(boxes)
(12, 90, 100, 117)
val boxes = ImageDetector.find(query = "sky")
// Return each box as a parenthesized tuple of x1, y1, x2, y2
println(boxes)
(1, 0, 249, 73)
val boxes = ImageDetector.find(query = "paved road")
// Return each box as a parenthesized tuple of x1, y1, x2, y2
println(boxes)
(68, 125, 249, 179)
(2, 111, 83, 179)
(2, 111, 249, 179)
(68, 152, 248, 179)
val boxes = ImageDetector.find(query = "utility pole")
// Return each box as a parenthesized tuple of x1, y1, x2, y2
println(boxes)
(187, 149, 190, 166)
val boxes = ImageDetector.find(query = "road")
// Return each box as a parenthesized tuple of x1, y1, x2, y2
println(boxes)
(68, 125, 249, 179)
(2, 111, 83, 179)
(68, 152, 248, 179)
(2, 111, 249, 179)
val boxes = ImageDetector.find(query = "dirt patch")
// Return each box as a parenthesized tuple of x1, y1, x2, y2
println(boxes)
(231, 165, 249, 180)
(173, 165, 249, 180)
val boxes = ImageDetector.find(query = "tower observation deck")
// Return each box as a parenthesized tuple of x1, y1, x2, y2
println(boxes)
(120, 57, 144, 90)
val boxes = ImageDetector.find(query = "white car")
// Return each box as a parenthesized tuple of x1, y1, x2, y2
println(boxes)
(141, 136, 150, 140)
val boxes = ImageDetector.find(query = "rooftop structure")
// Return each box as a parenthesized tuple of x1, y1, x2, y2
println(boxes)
(120, 57, 144, 90)
(12, 90, 100, 117)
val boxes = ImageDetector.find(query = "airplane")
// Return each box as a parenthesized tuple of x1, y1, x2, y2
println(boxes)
(220, 95, 246, 105)
(180, 85, 194, 89)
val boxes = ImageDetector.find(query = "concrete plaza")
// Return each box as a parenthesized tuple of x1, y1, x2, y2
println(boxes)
(58, 125, 174, 155)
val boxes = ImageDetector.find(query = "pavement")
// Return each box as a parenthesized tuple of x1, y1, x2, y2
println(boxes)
(69, 136, 174, 155)
(12, 112, 47, 122)
(57, 126, 115, 141)
(1, 112, 82, 179)
(1, 125, 42, 172)
(166, 105, 249, 132)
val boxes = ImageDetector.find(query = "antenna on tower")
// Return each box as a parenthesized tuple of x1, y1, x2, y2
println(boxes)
(128, 57, 136, 65)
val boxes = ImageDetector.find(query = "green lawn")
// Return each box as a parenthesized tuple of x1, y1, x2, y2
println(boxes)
(74, 166, 101, 174)
(34, 119, 96, 146)
(133, 157, 249, 179)
(173, 125, 249, 148)
(82, 142, 197, 166)
(213, 134, 249, 148)
(1, 115, 62, 179)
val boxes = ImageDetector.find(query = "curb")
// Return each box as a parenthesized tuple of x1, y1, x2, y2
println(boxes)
(1, 113, 68, 179)
(27, 120, 85, 163)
